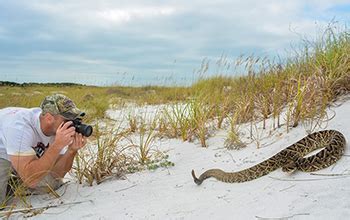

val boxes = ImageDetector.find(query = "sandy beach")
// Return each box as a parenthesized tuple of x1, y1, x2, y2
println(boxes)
(3, 96, 347, 220)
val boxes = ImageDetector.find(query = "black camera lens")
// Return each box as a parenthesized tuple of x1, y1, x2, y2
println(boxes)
(71, 118, 93, 137)
(75, 124, 93, 137)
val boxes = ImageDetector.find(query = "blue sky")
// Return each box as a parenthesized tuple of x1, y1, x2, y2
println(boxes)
(0, 0, 349, 86)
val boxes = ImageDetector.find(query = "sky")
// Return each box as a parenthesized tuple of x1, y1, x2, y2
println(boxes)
(0, 0, 350, 86)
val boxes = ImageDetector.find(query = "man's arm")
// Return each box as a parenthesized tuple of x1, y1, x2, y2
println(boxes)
(9, 122, 76, 188)
(50, 149, 77, 178)
(50, 133, 86, 179)
(9, 144, 64, 188)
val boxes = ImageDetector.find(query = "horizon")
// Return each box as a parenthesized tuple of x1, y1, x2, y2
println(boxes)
(1, 1, 350, 86)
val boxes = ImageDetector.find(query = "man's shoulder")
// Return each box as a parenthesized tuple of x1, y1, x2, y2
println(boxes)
(0, 107, 40, 129)
(0, 107, 40, 116)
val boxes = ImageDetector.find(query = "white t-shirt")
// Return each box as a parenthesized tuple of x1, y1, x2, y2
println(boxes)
(0, 107, 66, 161)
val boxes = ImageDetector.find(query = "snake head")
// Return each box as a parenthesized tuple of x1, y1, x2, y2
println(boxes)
(282, 162, 297, 174)
(191, 170, 203, 185)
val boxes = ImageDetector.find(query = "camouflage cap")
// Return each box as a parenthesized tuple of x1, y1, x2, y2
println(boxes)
(40, 94, 85, 120)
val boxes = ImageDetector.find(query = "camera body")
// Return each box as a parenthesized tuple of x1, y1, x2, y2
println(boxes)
(71, 118, 93, 137)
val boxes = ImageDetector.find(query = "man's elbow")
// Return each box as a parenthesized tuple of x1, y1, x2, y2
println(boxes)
(19, 168, 48, 189)
(21, 176, 43, 189)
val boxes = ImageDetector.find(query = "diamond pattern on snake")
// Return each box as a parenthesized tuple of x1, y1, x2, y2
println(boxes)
(192, 130, 346, 185)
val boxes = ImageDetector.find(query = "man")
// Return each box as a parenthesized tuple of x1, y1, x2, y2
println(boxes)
(0, 94, 88, 206)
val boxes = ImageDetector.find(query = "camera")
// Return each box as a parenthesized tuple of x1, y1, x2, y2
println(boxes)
(71, 118, 93, 137)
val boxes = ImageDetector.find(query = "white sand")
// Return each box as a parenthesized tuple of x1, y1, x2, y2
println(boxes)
(8, 98, 350, 219)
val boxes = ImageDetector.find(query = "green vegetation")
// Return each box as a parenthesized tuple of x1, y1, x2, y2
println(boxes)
(0, 84, 190, 123)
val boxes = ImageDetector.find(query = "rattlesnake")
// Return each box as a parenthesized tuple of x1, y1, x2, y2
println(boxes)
(192, 130, 346, 185)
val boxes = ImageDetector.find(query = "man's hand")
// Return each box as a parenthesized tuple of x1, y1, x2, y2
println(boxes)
(53, 121, 76, 150)
(68, 133, 87, 152)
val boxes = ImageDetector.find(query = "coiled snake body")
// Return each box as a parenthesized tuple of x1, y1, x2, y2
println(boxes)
(192, 130, 346, 185)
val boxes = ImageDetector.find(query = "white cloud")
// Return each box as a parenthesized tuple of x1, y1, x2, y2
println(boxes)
(24, 1, 341, 40)
(1, 0, 349, 85)
(98, 7, 175, 23)
(27, 1, 177, 29)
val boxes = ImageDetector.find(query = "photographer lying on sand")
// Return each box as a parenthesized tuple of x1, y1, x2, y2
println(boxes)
(0, 94, 92, 207)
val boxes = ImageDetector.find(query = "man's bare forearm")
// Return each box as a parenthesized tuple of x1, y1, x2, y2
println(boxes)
(19, 144, 62, 187)
(51, 149, 77, 178)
